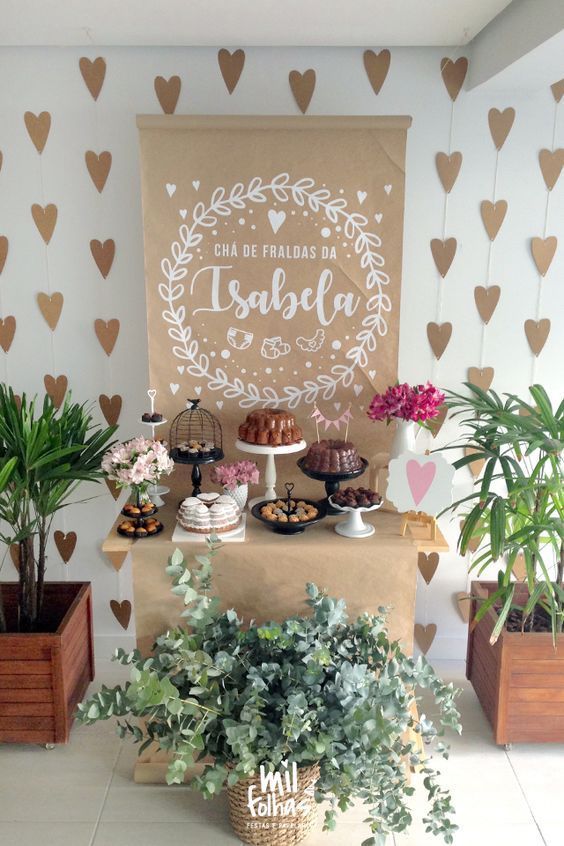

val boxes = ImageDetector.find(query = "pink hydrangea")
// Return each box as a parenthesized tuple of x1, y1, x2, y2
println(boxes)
(102, 436, 174, 488)
(367, 382, 445, 423)
(210, 460, 260, 491)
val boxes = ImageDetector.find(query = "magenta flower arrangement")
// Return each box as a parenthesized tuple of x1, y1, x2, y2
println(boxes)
(210, 460, 259, 491)
(367, 382, 445, 424)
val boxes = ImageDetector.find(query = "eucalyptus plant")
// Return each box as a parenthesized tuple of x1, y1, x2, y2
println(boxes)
(0, 385, 116, 632)
(443, 383, 564, 639)
(78, 541, 461, 846)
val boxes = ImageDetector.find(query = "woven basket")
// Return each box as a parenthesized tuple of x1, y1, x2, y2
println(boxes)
(227, 763, 320, 846)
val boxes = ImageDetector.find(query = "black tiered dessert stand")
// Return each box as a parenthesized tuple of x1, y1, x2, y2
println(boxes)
(297, 456, 369, 515)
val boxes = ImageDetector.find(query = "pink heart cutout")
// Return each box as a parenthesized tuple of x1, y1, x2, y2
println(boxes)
(406, 460, 436, 506)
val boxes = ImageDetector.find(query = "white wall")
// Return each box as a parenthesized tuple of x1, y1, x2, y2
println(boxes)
(0, 46, 562, 661)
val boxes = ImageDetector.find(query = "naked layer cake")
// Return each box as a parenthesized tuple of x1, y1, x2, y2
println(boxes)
(177, 493, 240, 534)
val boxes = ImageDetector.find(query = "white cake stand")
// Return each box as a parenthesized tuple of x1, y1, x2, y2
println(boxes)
(235, 439, 307, 508)
(329, 497, 383, 538)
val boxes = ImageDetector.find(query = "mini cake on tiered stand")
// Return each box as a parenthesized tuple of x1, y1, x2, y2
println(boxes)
(140, 389, 169, 506)
(236, 408, 306, 508)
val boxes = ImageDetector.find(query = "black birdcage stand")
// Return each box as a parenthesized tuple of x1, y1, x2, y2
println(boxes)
(169, 399, 224, 496)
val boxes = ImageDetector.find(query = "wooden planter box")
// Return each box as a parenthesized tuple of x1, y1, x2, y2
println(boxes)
(0, 582, 94, 744)
(467, 580, 564, 745)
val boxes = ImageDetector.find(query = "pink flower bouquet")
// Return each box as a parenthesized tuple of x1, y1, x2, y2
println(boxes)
(368, 382, 445, 424)
(210, 460, 259, 491)
(102, 436, 174, 493)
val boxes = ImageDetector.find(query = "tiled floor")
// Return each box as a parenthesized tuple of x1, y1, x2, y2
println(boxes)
(1, 661, 563, 846)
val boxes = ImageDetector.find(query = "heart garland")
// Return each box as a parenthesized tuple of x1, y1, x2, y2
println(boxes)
(90, 239, 115, 278)
(105, 478, 121, 501)
(104, 549, 128, 571)
(465, 446, 485, 478)
(24, 111, 51, 154)
(430, 238, 457, 277)
(85, 151, 112, 193)
(539, 149, 564, 191)
(428, 405, 448, 439)
(154, 75, 181, 114)
(488, 108, 515, 150)
(467, 366, 494, 392)
(94, 318, 120, 356)
(363, 49, 391, 95)
(414, 623, 437, 654)
(435, 152, 462, 193)
(551, 79, 564, 103)
(289, 69, 316, 114)
(9, 544, 20, 572)
(218, 49, 245, 94)
(31, 203, 58, 244)
(44, 374, 68, 408)
(531, 236, 557, 276)
(440, 56, 468, 101)
(0, 317, 16, 353)
(79, 57, 106, 101)
(99, 393, 122, 426)
(54, 530, 77, 563)
(37, 292, 63, 330)
(474, 285, 500, 324)
(110, 599, 132, 630)
(480, 200, 507, 241)
(427, 322, 452, 359)
(0, 236, 7, 274)
(524, 319, 551, 356)
(418, 552, 439, 585)
(455, 592, 472, 623)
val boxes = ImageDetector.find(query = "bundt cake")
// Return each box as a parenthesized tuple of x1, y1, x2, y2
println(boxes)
(302, 439, 363, 474)
(238, 408, 302, 447)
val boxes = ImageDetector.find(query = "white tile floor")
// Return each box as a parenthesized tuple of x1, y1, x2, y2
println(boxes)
(1, 660, 563, 846)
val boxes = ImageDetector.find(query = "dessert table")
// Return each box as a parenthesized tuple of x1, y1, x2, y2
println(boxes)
(101, 471, 447, 782)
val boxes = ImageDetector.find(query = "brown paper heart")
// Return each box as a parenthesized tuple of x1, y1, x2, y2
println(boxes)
(488, 108, 515, 150)
(435, 152, 462, 193)
(531, 236, 557, 276)
(551, 79, 564, 103)
(474, 285, 500, 324)
(105, 550, 128, 571)
(0, 317, 16, 353)
(24, 111, 51, 154)
(85, 151, 112, 193)
(428, 405, 447, 439)
(289, 69, 316, 114)
(90, 239, 115, 279)
(0, 150, 2, 173)
(427, 322, 452, 359)
(31, 203, 58, 244)
(37, 292, 63, 330)
(94, 318, 120, 356)
(525, 319, 551, 356)
(99, 393, 122, 426)
(455, 592, 471, 623)
(79, 57, 106, 101)
(105, 478, 121, 501)
(218, 49, 245, 94)
(440, 57, 468, 101)
(110, 599, 132, 630)
(460, 519, 481, 553)
(54, 530, 77, 563)
(154, 75, 181, 114)
(418, 552, 439, 585)
(9, 544, 20, 572)
(467, 366, 494, 391)
(480, 200, 507, 240)
(44, 374, 67, 409)
(414, 623, 437, 655)
(465, 447, 485, 478)
(513, 552, 527, 582)
(363, 49, 391, 96)
(430, 238, 457, 277)
(0, 236, 7, 274)
(539, 148, 564, 191)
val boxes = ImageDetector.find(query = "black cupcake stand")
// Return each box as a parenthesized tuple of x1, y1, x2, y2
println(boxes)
(297, 457, 369, 515)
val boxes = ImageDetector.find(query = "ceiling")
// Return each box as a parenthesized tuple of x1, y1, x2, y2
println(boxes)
(0, 0, 515, 47)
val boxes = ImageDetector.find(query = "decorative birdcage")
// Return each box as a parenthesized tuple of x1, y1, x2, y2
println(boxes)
(169, 398, 224, 464)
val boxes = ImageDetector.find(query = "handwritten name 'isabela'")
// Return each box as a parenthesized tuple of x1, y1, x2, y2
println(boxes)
(190, 265, 360, 326)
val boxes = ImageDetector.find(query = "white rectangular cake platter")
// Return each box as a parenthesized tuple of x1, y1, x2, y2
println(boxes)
(171, 514, 247, 544)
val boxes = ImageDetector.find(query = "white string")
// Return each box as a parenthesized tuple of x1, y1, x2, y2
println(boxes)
(479, 144, 500, 369)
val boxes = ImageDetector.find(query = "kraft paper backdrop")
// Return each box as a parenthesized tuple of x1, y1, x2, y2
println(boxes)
(138, 115, 411, 466)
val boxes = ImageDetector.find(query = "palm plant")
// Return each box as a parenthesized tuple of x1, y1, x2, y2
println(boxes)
(443, 383, 564, 640)
(0, 385, 116, 632)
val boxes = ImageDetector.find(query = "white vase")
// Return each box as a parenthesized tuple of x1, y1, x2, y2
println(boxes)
(224, 483, 248, 512)
(389, 420, 417, 461)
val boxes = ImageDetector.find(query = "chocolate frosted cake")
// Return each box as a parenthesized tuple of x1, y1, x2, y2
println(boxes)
(302, 439, 363, 474)
(238, 408, 302, 447)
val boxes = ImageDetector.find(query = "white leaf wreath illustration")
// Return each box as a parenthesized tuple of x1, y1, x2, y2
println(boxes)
(159, 173, 391, 408)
